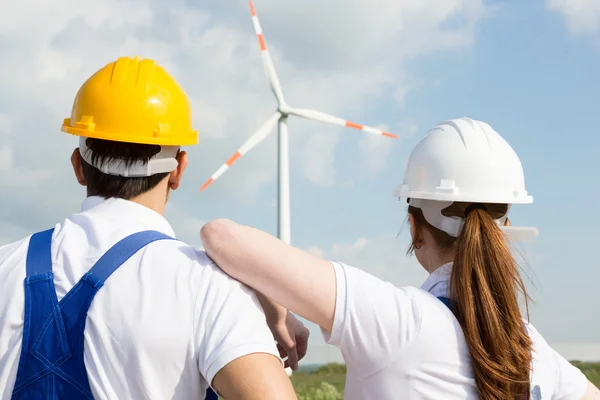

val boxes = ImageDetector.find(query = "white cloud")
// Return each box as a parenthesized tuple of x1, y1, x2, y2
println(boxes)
(0, 0, 488, 236)
(360, 124, 396, 175)
(548, 0, 600, 34)
(297, 130, 339, 186)
(0, 114, 11, 136)
(0, 146, 13, 171)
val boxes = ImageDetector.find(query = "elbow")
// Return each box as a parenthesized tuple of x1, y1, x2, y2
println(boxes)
(200, 218, 235, 256)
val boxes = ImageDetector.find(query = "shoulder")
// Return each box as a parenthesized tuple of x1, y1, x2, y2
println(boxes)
(524, 320, 553, 351)
(144, 239, 214, 265)
(524, 320, 563, 364)
(0, 235, 31, 265)
(145, 240, 257, 297)
(329, 261, 429, 341)
(141, 239, 218, 277)
(328, 262, 464, 376)
(333, 261, 441, 311)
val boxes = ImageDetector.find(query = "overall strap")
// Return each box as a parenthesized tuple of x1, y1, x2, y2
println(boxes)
(205, 387, 218, 399)
(437, 296, 452, 310)
(25, 228, 54, 277)
(12, 230, 175, 400)
(84, 230, 174, 286)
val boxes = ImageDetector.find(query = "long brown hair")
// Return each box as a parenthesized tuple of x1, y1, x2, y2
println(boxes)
(408, 202, 533, 399)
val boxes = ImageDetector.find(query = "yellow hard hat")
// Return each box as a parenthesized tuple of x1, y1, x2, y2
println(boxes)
(62, 56, 198, 146)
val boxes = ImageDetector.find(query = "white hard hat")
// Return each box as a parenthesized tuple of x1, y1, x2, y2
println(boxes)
(394, 117, 538, 241)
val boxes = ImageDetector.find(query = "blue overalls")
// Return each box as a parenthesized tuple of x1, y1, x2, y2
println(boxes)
(11, 229, 218, 400)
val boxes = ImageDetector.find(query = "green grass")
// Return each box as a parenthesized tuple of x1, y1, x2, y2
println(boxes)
(291, 363, 346, 399)
(572, 361, 600, 386)
(289, 362, 600, 399)
(219, 361, 600, 398)
(291, 366, 346, 393)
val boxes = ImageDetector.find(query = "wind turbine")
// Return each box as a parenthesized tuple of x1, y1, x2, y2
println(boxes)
(201, 1, 398, 246)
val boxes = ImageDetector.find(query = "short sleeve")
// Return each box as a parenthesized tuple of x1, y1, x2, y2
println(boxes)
(527, 323, 588, 400)
(551, 349, 588, 400)
(193, 263, 281, 386)
(322, 262, 421, 377)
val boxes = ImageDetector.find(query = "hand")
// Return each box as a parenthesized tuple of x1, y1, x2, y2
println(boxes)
(269, 311, 310, 371)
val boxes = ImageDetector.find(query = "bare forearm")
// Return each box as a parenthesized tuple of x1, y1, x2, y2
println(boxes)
(256, 292, 287, 325)
(200, 219, 336, 331)
(583, 381, 600, 399)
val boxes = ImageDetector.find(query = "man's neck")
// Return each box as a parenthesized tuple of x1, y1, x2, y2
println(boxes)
(129, 184, 169, 216)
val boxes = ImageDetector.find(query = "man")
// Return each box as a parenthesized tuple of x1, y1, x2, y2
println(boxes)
(0, 56, 302, 399)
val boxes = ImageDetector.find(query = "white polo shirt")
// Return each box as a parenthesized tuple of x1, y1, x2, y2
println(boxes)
(0, 197, 279, 400)
(324, 262, 588, 399)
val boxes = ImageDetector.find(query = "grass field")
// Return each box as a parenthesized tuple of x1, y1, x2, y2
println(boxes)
(290, 362, 600, 399)
(572, 362, 600, 387)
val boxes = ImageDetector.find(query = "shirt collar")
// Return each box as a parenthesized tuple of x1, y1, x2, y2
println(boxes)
(80, 196, 176, 238)
(420, 263, 452, 297)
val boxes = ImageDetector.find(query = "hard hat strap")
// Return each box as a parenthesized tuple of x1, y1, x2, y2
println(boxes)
(79, 137, 180, 177)
(409, 198, 464, 237)
(408, 198, 539, 241)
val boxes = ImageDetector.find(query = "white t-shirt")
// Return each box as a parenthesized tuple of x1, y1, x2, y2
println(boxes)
(323, 262, 588, 399)
(0, 196, 279, 400)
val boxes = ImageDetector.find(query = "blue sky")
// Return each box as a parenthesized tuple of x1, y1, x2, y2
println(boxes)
(0, 0, 598, 361)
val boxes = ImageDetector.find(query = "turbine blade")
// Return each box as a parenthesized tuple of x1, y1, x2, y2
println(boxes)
(200, 112, 281, 191)
(288, 108, 399, 139)
(249, 1, 285, 105)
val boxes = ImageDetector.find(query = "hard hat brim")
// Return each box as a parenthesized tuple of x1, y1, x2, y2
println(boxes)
(62, 125, 198, 147)
(393, 186, 533, 205)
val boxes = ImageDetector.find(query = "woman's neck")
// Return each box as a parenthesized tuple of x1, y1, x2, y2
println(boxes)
(426, 254, 454, 274)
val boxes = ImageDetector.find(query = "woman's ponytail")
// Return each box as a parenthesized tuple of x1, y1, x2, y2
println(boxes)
(408, 203, 533, 399)
(450, 206, 533, 399)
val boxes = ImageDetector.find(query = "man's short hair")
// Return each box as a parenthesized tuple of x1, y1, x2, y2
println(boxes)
(81, 138, 170, 200)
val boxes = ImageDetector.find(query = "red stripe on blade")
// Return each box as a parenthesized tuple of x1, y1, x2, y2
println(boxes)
(345, 121, 363, 130)
(200, 178, 213, 191)
(258, 34, 266, 51)
(226, 152, 241, 166)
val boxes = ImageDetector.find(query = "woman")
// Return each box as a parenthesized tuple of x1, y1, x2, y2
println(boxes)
(201, 118, 599, 399)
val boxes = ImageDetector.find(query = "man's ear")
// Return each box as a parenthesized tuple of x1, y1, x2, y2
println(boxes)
(169, 151, 188, 190)
(71, 148, 86, 186)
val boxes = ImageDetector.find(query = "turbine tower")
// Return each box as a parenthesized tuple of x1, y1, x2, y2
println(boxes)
(201, 1, 398, 246)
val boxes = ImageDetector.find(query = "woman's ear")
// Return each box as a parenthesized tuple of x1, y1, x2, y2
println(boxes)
(408, 213, 416, 239)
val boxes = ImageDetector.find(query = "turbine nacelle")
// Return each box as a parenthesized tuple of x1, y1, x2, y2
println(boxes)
(277, 103, 291, 116)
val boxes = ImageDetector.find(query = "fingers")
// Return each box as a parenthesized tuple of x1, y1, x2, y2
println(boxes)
(286, 344, 299, 371)
(277, 343, 287, 359)
(296, 329, 310, 361)
(276, 340, 299, 371)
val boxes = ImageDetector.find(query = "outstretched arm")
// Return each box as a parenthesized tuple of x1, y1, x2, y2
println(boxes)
(583, 381, 600, 399)
(200, 219, 337, 332)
